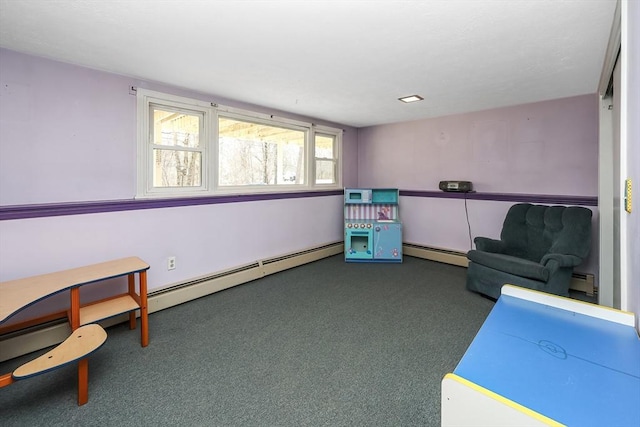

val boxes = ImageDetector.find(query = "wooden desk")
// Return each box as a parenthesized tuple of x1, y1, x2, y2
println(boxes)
(442, 285, 640, 426)
(0, 256, 150, 346)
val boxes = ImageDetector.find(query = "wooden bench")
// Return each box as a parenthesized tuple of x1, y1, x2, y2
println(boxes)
(0, 257, 150, 405)
(0, 324, 107, 405)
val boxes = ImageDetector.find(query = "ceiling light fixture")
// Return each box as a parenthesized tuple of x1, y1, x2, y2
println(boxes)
(398, 95, 424, 103)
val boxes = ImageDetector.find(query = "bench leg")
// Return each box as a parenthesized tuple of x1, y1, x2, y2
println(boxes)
(140, 270, 149, 347)
(128, 274, 137, 330)
(70, 287, 81, 330)
(0, 373, 15, 387)
(77, 358, 89, 406)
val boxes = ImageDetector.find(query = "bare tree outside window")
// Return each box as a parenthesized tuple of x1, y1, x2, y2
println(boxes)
(151, 107, 203, 187)
(218, 117, 305, 186)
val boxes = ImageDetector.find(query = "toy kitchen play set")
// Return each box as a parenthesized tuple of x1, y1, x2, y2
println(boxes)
(344, 188, 402, 263)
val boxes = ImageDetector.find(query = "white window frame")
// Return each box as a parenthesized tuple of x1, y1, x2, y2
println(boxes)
(137, 89, 342, 199)
(136, 89, 214, 198)
(313, 125, 342, 187)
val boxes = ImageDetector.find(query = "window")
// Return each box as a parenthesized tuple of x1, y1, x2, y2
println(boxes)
(314, 132, 338, 185)
(137, 89, 341, 198)
(137, 91, 211, 197)
(151, 105, 203, 188)
(218, 115, 306, 187)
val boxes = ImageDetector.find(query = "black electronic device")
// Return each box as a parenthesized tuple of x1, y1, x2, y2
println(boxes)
(439, 180, 473, 192)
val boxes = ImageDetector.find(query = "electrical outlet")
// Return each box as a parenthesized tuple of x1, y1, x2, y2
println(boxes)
(167, 256, 176, 270)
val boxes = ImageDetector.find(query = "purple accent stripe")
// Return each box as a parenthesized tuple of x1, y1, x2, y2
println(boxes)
(0, 190, 343, 221)
(0, 189, 597, 221)
(399, 190, 598, 206)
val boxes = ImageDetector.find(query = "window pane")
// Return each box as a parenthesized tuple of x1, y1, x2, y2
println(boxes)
(315, 134, 335, 184)
(218, 117, 305, 186)
(315, 134, 334, 158)
(152, 107, 201, 148)
(153, 149, 201, 187)
(315, 159, 335, 184)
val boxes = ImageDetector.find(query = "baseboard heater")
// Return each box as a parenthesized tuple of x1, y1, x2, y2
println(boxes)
(403, 243, 596, 296)
(147, 242, 344, 313)
(0, 242, 344, 362)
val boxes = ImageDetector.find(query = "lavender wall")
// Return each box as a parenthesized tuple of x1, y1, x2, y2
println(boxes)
(0, 50, 137, 205)
(358, 95, 598, 194)
(0, 48, 358, 205)
(358, 95, 600, 278)
(0, 49, 357, 324)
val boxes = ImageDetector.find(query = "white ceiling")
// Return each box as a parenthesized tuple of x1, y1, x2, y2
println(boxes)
(0, 0, 617, 128)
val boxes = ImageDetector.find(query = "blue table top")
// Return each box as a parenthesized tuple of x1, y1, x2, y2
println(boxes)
(454, 293, 640, 426)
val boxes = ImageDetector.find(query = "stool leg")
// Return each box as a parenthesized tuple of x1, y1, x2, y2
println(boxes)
(0, 373, 15, 387)
(77, 358, 89, 406)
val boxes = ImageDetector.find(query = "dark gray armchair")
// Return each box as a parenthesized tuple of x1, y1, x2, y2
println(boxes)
(466, 203, 592, 299)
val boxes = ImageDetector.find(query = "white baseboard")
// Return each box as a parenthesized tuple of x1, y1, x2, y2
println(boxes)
(403, 243, 469, 267)
(147, 264, 264, 314)
(568, 273, 596, 296)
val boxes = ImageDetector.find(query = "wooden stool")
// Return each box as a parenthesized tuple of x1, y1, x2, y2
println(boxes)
(0, 324, 107, 405)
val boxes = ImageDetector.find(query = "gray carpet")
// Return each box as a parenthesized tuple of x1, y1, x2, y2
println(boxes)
(0, 255, 495, 426)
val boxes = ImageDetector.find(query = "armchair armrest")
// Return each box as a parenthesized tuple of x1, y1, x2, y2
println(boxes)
(540, 253, 583, 268)
(540, 253, 583, 277)
(467, 250, 549, 282)
(474, 237, 506, 253)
